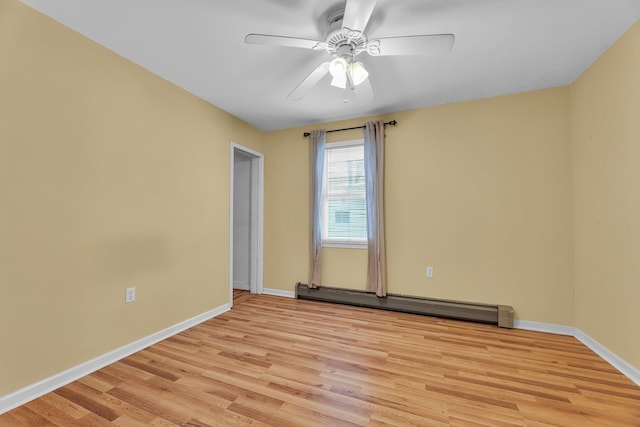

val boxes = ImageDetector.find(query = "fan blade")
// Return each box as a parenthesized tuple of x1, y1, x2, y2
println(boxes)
(342, 0, 377, 38)
(367, 34, 454, 56)
(245, 34, 327, 50)
(287, 61, 331, 101)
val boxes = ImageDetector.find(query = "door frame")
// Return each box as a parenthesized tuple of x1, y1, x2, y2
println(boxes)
(229, 142, 264, 306)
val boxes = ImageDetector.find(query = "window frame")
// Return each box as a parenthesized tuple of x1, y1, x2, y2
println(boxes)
(322, 139, 367, 249)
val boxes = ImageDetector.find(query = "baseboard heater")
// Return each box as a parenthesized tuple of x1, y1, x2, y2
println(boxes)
(295, 283, 514, 328)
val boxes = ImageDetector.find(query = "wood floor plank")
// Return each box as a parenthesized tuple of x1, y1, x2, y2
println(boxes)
(22, 397, 89, 427)
(75, 412, 114, 427)
(105, 384, 192, 426)
(0, 406, 57, 426)
(447, 401, 527, 427)
(2, 291, 640, 426)
(37, 392, 91, 420)
(275, 400, 363, 427)
(147, 417, 181, 427)
(53, 383, 120, 422)
(263, 375, 373, 423)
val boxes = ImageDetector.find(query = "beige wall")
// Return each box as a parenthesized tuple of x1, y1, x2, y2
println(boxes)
(264, 88, 575, 325)
(0, 0, 263, 395)
(3, 0, 639, 399)
(571, 21, 640, 370)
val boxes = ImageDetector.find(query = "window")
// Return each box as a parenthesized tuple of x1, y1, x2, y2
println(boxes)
(335, 211, 350, 223)
(322, 139, 366, 248)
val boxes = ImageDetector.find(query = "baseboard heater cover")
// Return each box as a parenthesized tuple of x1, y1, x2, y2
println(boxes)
(295, 283, 514, 328)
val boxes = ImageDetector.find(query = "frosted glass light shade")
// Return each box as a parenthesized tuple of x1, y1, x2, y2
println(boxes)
(329, 57, 348, 77)
(331, 73, 347, 89)
(350, 62, 369, 86)
(329, 56, 348, 88)
(328, 56, 368, 89)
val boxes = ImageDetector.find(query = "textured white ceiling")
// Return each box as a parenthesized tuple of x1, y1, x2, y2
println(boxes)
(21, 0, 640, 131)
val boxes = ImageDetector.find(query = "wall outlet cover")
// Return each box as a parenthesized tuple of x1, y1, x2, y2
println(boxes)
(426, 266, 434, 278)
(125, 287, 136, 303)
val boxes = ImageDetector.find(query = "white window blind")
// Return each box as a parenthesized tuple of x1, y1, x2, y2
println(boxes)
(323, 140, 366, 247)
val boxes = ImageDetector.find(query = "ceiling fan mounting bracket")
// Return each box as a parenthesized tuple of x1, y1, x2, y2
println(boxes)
(327, 9, 345, 26)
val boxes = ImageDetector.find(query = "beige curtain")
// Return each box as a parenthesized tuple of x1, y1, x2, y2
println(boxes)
(309, 130, 326, 288)
(364, 121, 387, 297)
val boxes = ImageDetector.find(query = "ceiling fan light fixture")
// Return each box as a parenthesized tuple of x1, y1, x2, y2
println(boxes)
(349, 61, 368, 86)
(329, 56, 349, 88)
(330, 73, 348, 89)
(329, 56, 348, 77)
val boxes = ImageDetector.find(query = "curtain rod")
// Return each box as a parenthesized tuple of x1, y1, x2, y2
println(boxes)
(303, 120, 397, 138)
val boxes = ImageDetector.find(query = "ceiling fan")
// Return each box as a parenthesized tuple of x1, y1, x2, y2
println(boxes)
(245, 0, 455, 101)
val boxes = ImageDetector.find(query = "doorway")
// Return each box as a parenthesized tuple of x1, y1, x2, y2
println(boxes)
(229, 143, 263, 306)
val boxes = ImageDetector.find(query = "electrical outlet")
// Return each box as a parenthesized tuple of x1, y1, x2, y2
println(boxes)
(125, 287, 136, 303)
(426, 266, 434, 278)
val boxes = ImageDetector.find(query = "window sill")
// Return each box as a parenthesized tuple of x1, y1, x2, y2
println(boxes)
(322, 241, 367, 249)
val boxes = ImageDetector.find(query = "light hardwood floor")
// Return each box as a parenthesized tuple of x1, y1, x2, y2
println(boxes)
(2, 291, 640, 426)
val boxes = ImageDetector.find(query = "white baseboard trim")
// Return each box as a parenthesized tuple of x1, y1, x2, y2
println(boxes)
(261, 288, 295, 298)
(514, 320, 575, 336)
(574, 329, 640, 387)
(0, 303, 231, 415)
(515, 320, 640, 388)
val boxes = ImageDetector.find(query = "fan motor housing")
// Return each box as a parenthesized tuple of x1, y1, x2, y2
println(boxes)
(324, 9, 367, 57)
